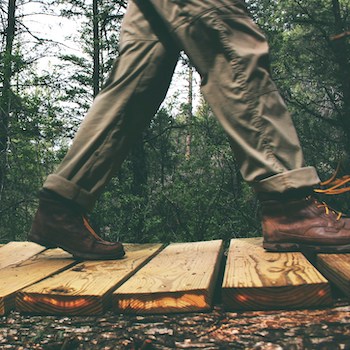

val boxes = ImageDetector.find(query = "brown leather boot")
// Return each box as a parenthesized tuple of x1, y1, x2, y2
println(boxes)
(261, 196, 350, 253)
(28, 190, 125, 260)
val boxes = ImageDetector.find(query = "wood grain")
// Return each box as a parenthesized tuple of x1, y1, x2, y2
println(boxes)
(0, 242, 46, 270)
(0, 249, 75, 315)
(113, 240, 224, 314)
(317, 254, 350, 296)
(16, 244, 163, 315)
(222, 238, 332, 310)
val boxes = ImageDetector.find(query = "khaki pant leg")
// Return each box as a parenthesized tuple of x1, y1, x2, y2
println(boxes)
(43, 1, 179, 211)
(143, 0, 320, 193)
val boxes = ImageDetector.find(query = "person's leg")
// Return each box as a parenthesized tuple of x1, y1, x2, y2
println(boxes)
(141, 0, 318, 191)
(44, 2, 179, 211)
(29, 1, 180, 259)
(138, 0, 350, 252)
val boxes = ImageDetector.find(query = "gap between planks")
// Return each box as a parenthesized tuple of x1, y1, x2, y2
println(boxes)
(16, 244, 164, 315)
(3, 239, 349, 316)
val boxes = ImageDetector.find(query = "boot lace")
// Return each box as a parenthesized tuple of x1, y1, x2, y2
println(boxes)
(83, 216, 103, 241)
(314, 200, 343, 221)
(313, 162, 350, 221)
(314, 162, 350, 195)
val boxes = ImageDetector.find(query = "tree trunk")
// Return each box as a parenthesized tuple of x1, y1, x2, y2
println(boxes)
(92, 0, 100, 97)
(131, 137, 148, 242)
(131, 138, 148, 198)
(0, 0, 16, 200)
(185, 66, 193, 160)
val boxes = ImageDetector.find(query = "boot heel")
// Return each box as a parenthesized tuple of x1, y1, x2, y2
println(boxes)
(263, 242, 300, 252)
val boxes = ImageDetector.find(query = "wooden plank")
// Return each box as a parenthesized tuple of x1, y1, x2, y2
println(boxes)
(317, 254, 350, 296)
(113, 240, 224, 314)
(16, 244, 163, 315)
(0, 242, 46, 270)
(222, 238, 332, 310)
(0, 249, 75, 315)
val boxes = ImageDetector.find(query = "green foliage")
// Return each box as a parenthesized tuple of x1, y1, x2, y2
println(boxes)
(90, 105, 261, 244)
(56, 0, 125, 108)
(0, 71, 70, 241)
(248, 0, 350, 212)
(1, 0, 349, 243)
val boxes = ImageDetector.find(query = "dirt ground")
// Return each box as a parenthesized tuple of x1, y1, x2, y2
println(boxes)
(1, 302, 350, 350)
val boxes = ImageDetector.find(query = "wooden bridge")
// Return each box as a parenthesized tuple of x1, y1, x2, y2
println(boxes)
(0, 238, 349, 316)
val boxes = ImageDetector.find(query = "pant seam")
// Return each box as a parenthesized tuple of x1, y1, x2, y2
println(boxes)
(207, 13, 285, 173)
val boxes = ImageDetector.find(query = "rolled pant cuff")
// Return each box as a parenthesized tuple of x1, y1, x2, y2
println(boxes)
(43, 174, 96, 212)
(253, 166, 320, 193)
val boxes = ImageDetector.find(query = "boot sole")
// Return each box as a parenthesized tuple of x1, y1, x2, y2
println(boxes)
(263, 241, 350, 253)
(29, 234, 125, 260)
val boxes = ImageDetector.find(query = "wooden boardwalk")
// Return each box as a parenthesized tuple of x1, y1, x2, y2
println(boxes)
(0, 238, 349, 316)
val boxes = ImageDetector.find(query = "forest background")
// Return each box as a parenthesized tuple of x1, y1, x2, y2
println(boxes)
(0, 0, 349, 244)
